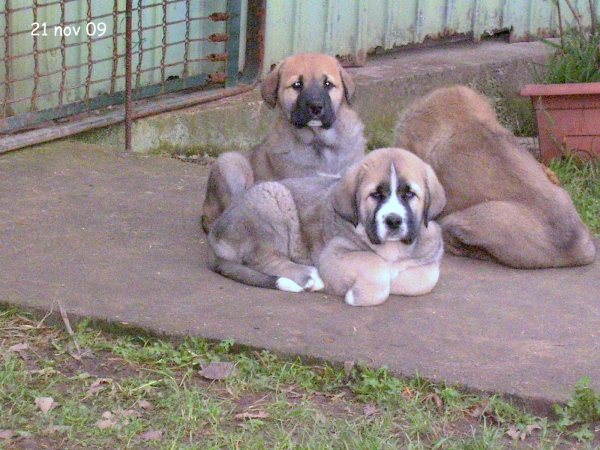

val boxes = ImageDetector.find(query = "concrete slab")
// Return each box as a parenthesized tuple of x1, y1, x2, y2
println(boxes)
(1, 142, 598, 415)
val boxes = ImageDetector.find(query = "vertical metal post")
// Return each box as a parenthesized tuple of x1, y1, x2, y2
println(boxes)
(32, 0, 40, 111)
(225, 0, 241, 88)
(3, 3, 10, 119)
(125, 0, 133, 153)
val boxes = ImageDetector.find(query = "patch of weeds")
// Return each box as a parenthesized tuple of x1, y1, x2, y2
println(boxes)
(549, 156, 600, 234)
(554, 376, 600, 441)
(0, 306, 595, 449)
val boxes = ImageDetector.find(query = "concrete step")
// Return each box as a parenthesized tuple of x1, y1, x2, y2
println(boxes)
(75, 39, 550, 155)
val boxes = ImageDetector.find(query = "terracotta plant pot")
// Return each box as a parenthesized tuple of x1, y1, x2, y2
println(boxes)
(520, 82, 600, 163)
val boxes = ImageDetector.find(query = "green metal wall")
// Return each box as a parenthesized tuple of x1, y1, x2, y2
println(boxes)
(3, 0, 598, 123)
(263, 0, 600, 70)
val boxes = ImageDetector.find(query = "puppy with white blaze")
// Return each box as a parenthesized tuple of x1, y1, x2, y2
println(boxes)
(208, 148, 446, 306)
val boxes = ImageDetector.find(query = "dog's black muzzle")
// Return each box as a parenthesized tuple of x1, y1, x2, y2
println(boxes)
(290, 84, 336, 129)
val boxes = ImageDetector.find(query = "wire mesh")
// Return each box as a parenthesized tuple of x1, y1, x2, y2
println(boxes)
(0, 0, 241, 135)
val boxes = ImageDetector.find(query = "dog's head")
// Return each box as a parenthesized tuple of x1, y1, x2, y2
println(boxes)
(333, 148, 446, 246)
(260, 53, 355, 130)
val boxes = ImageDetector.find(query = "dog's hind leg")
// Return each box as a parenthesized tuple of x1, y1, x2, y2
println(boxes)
(208, 180, 324, 292)
(441, 201, 596, 268)
(201, 152, 254, 233)
(209, 255, 282, 290)
(210, 253, 323, 292)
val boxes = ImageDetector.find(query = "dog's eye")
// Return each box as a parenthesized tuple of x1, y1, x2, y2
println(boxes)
(402, 190, 416, 201)
(291, 81, 303, 90)
(323, 79, 333, 89)
(370, 191, 385, 202)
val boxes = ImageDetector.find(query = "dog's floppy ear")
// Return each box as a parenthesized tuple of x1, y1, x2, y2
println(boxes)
(260, 61, 284, 108)
(332, 163, 363, 226)
(338, 64, 355, 105)
(422, 163, 446, 227)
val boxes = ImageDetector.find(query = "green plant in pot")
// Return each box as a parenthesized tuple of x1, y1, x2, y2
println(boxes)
(521, 0, 600, 162)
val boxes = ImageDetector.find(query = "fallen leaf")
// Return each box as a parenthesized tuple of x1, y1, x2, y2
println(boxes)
(234, 410, 270, 420)
(364, 404, 379, 417)
(198, 361, 238, 380)
(466, 400, 490, 419)
(135, 429, 163, 440)
(86, 378, 112, 396)
(401, 386, 414, 399)
(0, 430, 13, 439)
(34, 397, 54, 413)
(506, 427, 523, 440)
(8, 343, 28, 352)
(90, 378, 112, 388)
(137, 400, 153, 410)
(425, 393, 444, 409)
(101, 411, 113, 419)
(8, 343, 29, 360)
(96, 419, 117, 429)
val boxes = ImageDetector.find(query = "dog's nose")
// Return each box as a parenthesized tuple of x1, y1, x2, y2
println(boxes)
(309, 102, 324, 116)
(385, 214, 402, 230)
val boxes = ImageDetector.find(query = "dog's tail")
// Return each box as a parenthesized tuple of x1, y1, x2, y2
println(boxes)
(209, 256, 304, 292)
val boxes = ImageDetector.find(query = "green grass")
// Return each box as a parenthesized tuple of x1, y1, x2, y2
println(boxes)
(533, 25, 600, 84)
(549, 156, 600, 235)
(1, 307, 599, 449)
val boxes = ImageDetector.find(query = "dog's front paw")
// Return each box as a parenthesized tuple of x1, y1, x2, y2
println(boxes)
(344, 285, 389, 307)
(276, 277, 305, 292)
(275, 268, 324, 293)
(303, 267, 324, 292)
(345, 289, 358, 306)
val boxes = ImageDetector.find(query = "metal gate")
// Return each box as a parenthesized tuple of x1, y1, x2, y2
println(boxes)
(1, 0, 255, 153)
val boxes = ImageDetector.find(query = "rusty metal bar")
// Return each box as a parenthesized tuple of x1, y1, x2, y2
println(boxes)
(85, 0, 93, 103)
(59, 0, 67, 106)
(110, 0, 119, 95)
(2, 4, 9, 119)
(136, 0, 144, 93)
(0, 83, 254, 155)
(32, 1, 39, 111)
(125, 0, 133, 153)
(161, 0, 168, 92)
(183, 0, 191, 86)
(225, 0, 241, 87)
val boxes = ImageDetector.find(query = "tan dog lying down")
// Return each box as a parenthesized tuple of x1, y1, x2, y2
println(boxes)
(394, 85, 596, 268)
(207, 148, 446, 306)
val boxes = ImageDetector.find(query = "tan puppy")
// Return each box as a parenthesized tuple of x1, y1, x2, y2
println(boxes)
(394, 85, 596, 268)
(201, 52, 366, 233)
(208, 148, 446, 306)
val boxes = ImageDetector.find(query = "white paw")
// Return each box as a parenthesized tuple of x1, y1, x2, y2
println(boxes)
(304, 267, 324, 292)
(276, 277, 304, 293)
(344, 289, 357, 306)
